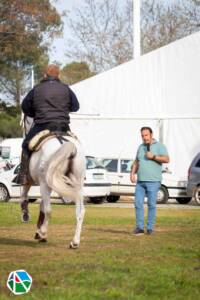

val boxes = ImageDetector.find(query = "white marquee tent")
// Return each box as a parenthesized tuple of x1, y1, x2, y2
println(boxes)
(70, 31, 200, 180)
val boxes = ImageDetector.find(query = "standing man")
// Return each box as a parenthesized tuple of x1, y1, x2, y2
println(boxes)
(17, 64, 80, 185)
(130, 127, 169, 235)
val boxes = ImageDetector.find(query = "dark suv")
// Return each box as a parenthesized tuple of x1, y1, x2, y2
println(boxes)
(187, 152, 200, 205)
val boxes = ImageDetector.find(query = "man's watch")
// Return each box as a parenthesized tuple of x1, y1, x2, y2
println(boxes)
(152, 155, 156, 161)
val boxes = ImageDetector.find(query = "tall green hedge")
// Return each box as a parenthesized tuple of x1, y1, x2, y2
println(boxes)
(0, 111, 22, 138)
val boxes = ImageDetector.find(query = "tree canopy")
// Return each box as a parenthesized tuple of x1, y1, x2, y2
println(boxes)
(0, 101, 22, 138)
(0, 0, 62, 64)
(0, 0, 62, 105)
(61, 62, 95, 85)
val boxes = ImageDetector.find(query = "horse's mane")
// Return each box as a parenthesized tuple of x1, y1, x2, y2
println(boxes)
(45, 141, 81, 201)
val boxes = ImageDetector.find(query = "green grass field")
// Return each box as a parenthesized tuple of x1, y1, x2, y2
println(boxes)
(0, 202, 200, 300)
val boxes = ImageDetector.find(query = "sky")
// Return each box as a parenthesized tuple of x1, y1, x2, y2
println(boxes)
(49, 0, 131, 65)
(48, 0, 178, 65)
(49, 0, 83, 65)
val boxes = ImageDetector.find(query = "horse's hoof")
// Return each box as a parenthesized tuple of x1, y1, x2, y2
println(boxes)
(35, 232, 47, 242)
(38, 238, 47, 243)
(21, 212, 30, 223)
(34, 232, 40, 240)
(69, 241, 79, 249)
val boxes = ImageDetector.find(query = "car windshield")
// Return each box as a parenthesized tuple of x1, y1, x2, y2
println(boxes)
(120, 159, 133, 173)
(86, 156, 104, 169)
(195, 158, 200, 168)
(100, 159, 118, 172)
(0, 146, 11, 159)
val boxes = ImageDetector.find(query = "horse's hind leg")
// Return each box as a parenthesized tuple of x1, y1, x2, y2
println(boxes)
(70, 193, 85, 249)
(20, 183, 32, 222)
(35, 183, 51, 242)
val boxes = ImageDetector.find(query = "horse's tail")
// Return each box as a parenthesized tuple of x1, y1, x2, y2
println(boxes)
(45, 141, 80, 201)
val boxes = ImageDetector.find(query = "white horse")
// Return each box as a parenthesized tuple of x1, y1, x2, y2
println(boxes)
(20, 133, 86, 249)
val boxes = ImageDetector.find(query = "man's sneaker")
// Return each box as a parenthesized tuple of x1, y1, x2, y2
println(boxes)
(133, 228, 144, 236)
(147, 229, 153, 235)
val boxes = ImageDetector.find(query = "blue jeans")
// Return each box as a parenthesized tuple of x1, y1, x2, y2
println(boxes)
(134, 181, 161, 231)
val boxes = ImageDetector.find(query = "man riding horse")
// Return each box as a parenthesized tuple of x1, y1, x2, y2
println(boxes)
(17, 64, 80, 185)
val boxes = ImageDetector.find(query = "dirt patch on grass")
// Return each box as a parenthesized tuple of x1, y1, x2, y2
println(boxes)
(155, 226, 184, 233)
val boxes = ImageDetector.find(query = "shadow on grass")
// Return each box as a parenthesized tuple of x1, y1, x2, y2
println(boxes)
(0, 237, 38, 247)
(89, 227, 131, 235)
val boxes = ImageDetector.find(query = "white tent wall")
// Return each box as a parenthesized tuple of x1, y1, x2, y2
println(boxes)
(71, 117, 160, 158)
(70, 32, 200, 180)
(71, 117, 200, 180)
(163, 119, 200, 179)
(72, 31, 200, 117)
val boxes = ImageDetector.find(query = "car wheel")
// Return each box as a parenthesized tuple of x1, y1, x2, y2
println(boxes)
(89, 197, 105, 204)
(194, 186, 200, 205)
(0, 183, 10, 202)
(157, 185, 168, 204)
(106, 195, 120, 203)
(176, 197, 191, 204)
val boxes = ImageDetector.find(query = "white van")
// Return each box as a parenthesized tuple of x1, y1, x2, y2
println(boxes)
(0, 138, 22, 165)
(100, 158, 192, 204)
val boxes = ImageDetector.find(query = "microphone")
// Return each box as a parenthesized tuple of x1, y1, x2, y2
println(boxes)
(146, 143, 150, 151)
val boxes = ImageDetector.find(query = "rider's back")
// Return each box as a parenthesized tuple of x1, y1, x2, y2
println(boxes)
(33, 78, 71, 124)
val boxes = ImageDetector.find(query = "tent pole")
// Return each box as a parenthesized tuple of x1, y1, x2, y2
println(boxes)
(31, 66, 34, 88)
(158, 119, 164, 143)
(133, 0, 141, 59)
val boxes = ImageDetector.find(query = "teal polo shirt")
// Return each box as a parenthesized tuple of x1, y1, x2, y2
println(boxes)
(136, 140, 168, 182)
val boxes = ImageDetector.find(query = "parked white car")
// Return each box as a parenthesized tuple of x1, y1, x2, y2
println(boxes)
(0, 138, 22, 164)
(100, 158, 191, 204)
(0, 156, 111, 204)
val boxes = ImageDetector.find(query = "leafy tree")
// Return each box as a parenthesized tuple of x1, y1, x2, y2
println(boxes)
(60, 62, 95, 85)
(0, 0, 62, 105)
(0, 64, 29, 106)
(141, 0, 200, 54)
(65, 0, 133, 72)
(0, 0, 62, 63)
(33, 54, 50, 84)
(0, 101, 22, 138)
(0, 101, 20, 116)
(0, 113, 22, 138)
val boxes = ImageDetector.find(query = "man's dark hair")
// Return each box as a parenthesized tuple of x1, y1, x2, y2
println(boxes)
(141, 127, 153, 134)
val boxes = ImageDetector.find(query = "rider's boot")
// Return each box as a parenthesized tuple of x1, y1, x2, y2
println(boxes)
(13, 151, 31, 185)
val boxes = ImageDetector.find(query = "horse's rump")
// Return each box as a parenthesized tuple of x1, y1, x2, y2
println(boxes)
(45, 141, 81, 201)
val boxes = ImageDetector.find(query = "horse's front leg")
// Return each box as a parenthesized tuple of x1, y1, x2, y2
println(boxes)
(35, 183, 51, 242)
(70, 193, 85, 249)
(20, 183, 32, 222)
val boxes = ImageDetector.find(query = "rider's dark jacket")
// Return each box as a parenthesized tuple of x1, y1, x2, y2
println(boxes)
(21, 76, 79, 124)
